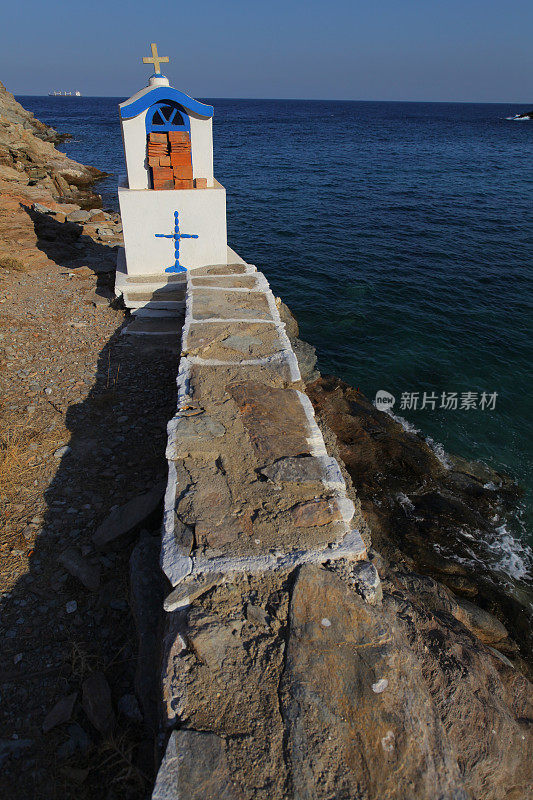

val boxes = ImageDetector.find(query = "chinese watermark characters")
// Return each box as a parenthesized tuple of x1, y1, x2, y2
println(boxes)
(375, 390, 498, 412)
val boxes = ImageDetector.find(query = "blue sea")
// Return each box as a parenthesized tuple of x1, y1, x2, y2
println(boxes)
(18, 96, 533, 577)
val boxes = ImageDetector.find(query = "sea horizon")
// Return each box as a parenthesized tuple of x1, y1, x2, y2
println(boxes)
(16, 94, 533, 105)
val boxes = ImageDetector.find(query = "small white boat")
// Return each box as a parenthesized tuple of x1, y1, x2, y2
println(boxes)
(48, 90, 82, 97)
(506, 110, 532, 121)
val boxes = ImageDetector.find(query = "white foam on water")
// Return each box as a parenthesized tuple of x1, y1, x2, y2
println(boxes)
(489, 523, 533, 581)
(386, 410, 451, 469)
(425, 436, 452, 469)
(386, 410, 420, 435)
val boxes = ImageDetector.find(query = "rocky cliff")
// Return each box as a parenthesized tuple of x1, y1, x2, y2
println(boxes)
(0, 81, 123, 275)
(0, 80, 105, 208)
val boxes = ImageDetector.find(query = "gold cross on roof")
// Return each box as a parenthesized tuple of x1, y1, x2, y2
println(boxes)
(142, 43, 169, 75)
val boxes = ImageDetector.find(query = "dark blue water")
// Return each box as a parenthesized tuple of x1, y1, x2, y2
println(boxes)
(19, 96, 533, 575)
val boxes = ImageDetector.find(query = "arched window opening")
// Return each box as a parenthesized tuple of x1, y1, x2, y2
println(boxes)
(146, 101, 190, 133)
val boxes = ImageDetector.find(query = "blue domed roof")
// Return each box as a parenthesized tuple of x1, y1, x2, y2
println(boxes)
(120, 86, 213, 120)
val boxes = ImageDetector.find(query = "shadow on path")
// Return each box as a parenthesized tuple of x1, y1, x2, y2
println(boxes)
(0, 258, 181, 799)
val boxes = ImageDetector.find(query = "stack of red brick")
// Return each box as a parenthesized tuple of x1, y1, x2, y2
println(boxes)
(147, 131, 208, 190)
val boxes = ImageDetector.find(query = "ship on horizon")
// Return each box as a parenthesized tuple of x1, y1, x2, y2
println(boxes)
(48, 90, 81, 97)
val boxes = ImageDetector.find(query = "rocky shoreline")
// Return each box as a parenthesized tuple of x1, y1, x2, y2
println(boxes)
(0, 81, 107, 209)
(304, 372, 532, 673)
(0, 86, 531, 799)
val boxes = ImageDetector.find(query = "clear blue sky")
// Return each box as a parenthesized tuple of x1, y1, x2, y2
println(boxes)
(2, 0, 531, 102)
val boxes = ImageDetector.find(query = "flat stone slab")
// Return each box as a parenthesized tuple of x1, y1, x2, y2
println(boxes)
(190, 274, 262, 289)
(191, 289, 273, 321)
(152, 729, 239, 800)
(171, 414, 226, 447)
(192, 263, 252, 276)
(93, 483, 165, 548)
(227, 381, 313, 461)
(126, 273, 187, 285)
(259, 455, 345, 490)
(181, 362, 301, 407)
(184, 321, 285, 361)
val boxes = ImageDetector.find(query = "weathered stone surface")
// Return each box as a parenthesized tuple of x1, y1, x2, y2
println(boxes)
(42, 693, 77, 733)
(223, 333, 263, 353)
(188, 616, 244, 670)
(193, 263, 249, 276)
(291, 337, 319, 383)
(81, 672, 115, 734)
(187, 362, 298, 405)
(227, 382, 311, 461)
(184, 320, 283, 361)
(277, 563, 533, 800)
(259, 454, 342, 489)
(168, 414, 226, 457)
(172, 458, 257, 554)
(290, 498, 342, 527)
(191, 274, 260, 289)
(164, 572, 223, 612)
(452, 596, 508, 645)
(152, 729, 240, 800)
(58, 546, 100, 590)
(67, 209, 91, 223)
(350, 559, 383, 604)
(161, 575, 290, 795)
(276, 299, 299, 339)
(282, 565, 467, 799)
(0, 80, 105, 208)
(173, 515, 194, 557)
(192, 289, 272, 321)
(245, 603, 270, 628)
(92, 483, 165, 548)
(0, 164, 29, 182)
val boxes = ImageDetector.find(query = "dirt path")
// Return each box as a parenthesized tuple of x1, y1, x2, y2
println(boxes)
(0, 246, 180, 798)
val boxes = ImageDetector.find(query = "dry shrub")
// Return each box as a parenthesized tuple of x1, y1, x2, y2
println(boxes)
(0, 415, 64, 498)
(0, 255, 27, 272)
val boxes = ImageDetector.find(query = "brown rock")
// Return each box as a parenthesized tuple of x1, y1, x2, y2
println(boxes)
(282, 565, 467, 800)
(42, 693, 77, 733)
(290, 498, 341, 527)
(152, 729, 241, 800)
(227, 382, 311, 461)
(58, 546, 100, 590)
(92, 483, 165, 548)
(82, 672, 115, 734)
(163, 572, 222, 613)
(452, 597, 509, 645)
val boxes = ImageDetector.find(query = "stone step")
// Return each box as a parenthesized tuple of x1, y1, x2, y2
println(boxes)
(123, 316, 184, 336)
(128, 303, 185, 314)
(126, 273, 187, 285)
(130, 306, 184, 318)
(125, 287, 186, 303)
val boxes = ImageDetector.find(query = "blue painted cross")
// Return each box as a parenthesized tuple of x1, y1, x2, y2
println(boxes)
(155, 211, 198, 273)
